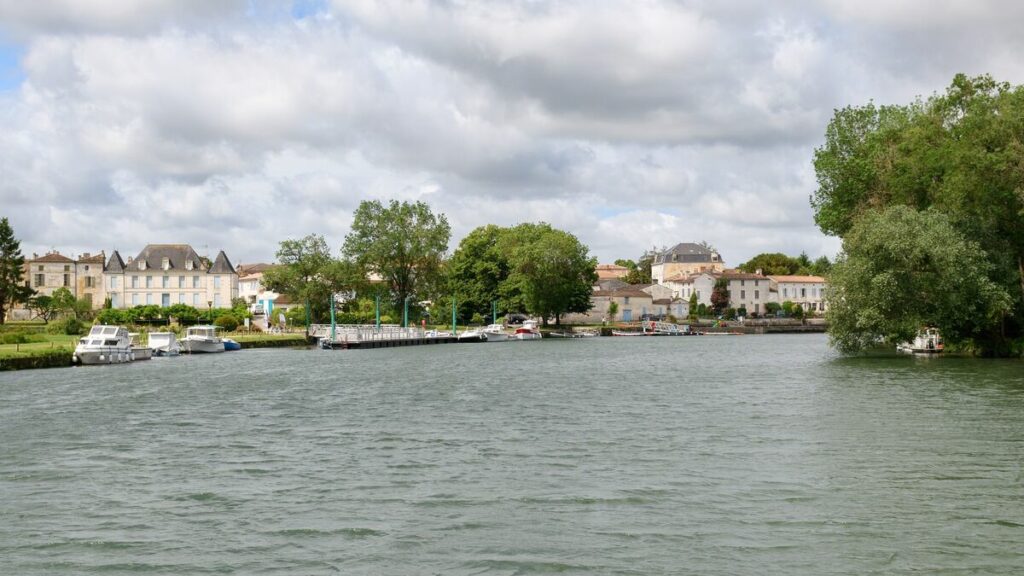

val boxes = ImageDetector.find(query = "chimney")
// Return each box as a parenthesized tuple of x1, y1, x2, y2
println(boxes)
(32, 252, 38, 259)
(756, 268, 762, 276)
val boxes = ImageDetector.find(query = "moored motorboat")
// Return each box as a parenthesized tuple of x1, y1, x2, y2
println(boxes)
(181, 325, 225, 353)
(512, 320, 542, 340)
(73, 325, 134, 365)
(482, 324, 509, 342)
(897, 328, 943, 354)
(129, 333, 152, 361)
(223, 338, 241, 351)
(458, 327, 487, 342)
(148, 332, 181, 356)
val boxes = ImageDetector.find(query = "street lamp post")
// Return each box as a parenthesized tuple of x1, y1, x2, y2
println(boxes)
(207, 300, 212, 323)
(403, 296, 411, 328)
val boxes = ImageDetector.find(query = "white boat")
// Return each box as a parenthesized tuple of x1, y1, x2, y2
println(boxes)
(458, 327, 487, 342)
(73, 325, 134, 365)
(148, 332, 181, 356)
(129, 333, 152, 361)
(897, 328, 944, 354)
(512, 319, 542, 340)
(482, 324, 509, 342)
(181, 325, 225, 354)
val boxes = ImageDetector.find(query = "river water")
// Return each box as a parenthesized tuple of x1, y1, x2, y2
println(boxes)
(1, 334, 1022, 575)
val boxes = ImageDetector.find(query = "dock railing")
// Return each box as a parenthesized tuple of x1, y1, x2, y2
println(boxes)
(309, 324, 427, 344)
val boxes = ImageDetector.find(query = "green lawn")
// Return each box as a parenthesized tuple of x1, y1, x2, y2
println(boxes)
(0, 334, 78, 359)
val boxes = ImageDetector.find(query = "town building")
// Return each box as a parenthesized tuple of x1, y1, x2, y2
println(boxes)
(23, 250, 107, 307)
(651, 243, 725, 284)
(103, 244, 238, 310)
(596, 263, 630, 280)
(769, 275, 828, 313)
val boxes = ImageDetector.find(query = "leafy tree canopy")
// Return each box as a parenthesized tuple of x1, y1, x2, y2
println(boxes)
(737, 252, 832, 276)
(343, 200, 451, 310)
(813, 73, 1024, 354)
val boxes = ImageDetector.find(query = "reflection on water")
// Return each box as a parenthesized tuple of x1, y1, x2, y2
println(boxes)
(1, 334, 1022, 575)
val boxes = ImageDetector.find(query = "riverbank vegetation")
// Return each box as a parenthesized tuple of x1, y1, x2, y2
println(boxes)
(813, 74, 1024, 356)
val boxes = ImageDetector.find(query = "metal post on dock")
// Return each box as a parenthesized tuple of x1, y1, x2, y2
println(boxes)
(375, 293, 380, 330)
(329, 294, 336, 342)
(452, 297, 457, 336)
(403, 296, 410, 328)
(492, 301, 497, 324)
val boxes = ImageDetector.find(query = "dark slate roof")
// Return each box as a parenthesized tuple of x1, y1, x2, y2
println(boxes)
(105, 250, 126, 273)
(237, 263, 272, 276)
(131, 244, 205, 272)
(209, 250, 236, 274)
(721, 271, 767, 281)
(653, 242, 721, 264)
(30, 252, 75, 263)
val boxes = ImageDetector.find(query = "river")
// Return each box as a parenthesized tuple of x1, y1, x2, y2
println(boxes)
(1, 334, 1022, 575)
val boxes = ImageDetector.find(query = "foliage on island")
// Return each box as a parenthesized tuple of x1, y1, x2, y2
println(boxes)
(0, 217, 34, 324)
(812, 73, 1024, 356)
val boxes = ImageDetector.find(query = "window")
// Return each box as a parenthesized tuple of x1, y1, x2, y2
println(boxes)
(186, 260, 194, 271)
(84, 265, 89, 271)
(754, 290, 759, 300)
(783, 287, 788, 298)
(624, 296, 630, 304)
(740, 280, 745, 286)
(214, 294, 221, 308)
(132, 294, 139, 306)
(131, 275, 139, 288)
(146, 275, 153, 288)
(162, 257, 169, 270)
(37, 265, 43, 271)
(34, 273, 44, 286)
(109, 276, 117, 290)
(193, 276, 200, 288)
(162, 276, 169, 288)
(193, 293, 199, 306)
(146, 294, 153, 305)
(214, 275, 221, 289)
(801, 288, 807, 298)
(138, 260, 146, 270)
(179, 293, 186, 304)
(85, 276, 94, 288)
(63, 265, 70, 272)
(740, 290, 746, 299)
(63, 274, 70, 287)
(178, 276, 185, 288)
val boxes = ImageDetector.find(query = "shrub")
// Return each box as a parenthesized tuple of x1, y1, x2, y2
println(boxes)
(470, 312, 485, 325)
(214, 314, 240, 332)
(48, 317, 86, 335)
(737, 306, 748, 318)
(0, 331, 45, 344)
(723, 308, 737, 320)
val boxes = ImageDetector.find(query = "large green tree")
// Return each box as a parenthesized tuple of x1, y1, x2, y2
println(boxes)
(507, 226, 597, 326)
(0, 217, 33, 324)
(343, 200, 451, 310)
(262, 234, 340, 331)
(446, 224, 510, 323)
(813, 74, 1024, 355)
(826, 206, 1010, 353)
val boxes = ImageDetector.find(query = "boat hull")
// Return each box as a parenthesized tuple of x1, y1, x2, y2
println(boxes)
(482, 331, 508, 342)
(73, 347, 134, 365)
(132, 346, 153, 361)
(182, 339, 225, 353)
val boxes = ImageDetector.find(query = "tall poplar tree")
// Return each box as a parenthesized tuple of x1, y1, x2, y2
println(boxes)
(0, 217, 33, 324)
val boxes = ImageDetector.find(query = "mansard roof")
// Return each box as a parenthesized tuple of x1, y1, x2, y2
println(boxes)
(131, 244, 205, 272)
(653, 242, 721, 265)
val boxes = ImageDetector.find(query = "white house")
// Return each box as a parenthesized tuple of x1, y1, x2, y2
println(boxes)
(104, 244, 238, 310)
(769, 275, 828, 313)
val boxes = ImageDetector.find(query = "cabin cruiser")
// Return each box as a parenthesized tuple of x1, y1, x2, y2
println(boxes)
(181, 325, 225, 353)
(148, 332, 180, 356)
(73, 325, 134, 365)
(897, 328, 944, 354)
(482, 324, 509, 342)
(129, 333, 152, 361)
(458, 327, 487, 342)
(512, 319, 542, 340)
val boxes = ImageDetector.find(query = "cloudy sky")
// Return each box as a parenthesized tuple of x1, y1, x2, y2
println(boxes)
(2, 0, 1023, 267)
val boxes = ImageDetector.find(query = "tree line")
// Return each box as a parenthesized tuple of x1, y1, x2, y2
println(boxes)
(262, 200, 597, 330)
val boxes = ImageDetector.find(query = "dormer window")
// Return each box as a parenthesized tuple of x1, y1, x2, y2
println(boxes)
(162, 257, 170, 270)
(185, 259, 194, 271)
(138, 260, 147, 271)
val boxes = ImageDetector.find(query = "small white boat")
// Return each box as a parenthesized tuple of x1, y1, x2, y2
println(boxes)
(73, 325, 134, 365)
(481, 324, 509, 342)
(512, 320, 542, 340)
(181, 325, 225, 354)
(897, 328, 944, 354)
(458, 327, 487, 342)
(148, 332, 180, 357)
(129, 333, 152, 361)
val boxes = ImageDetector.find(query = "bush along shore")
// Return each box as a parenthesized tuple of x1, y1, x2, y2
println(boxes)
(0, 347, 74, 371)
